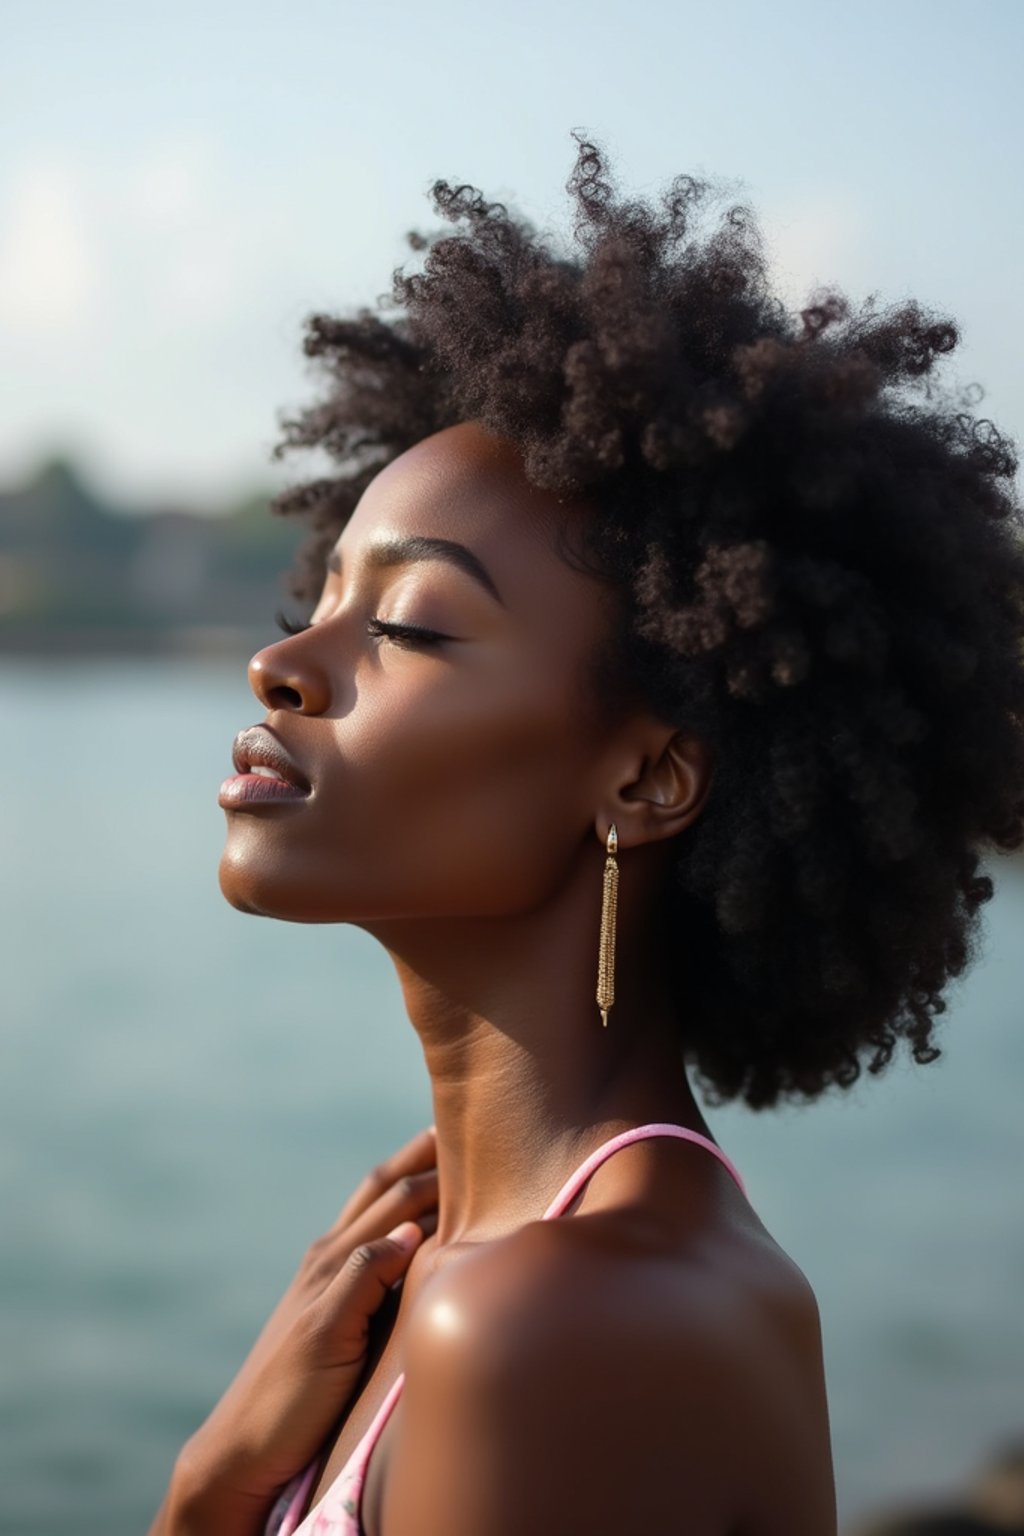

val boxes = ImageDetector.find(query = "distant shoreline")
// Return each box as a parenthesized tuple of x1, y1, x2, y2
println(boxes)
(0, 625, 271, 659)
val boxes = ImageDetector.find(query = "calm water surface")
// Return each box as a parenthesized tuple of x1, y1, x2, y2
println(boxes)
(2, 659, 1022, 1534)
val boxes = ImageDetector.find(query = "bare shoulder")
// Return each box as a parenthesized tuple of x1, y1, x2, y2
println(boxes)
(383, 1204, 836, 1536)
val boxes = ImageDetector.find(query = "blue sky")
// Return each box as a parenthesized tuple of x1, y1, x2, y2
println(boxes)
(3, 0, 1022, 509)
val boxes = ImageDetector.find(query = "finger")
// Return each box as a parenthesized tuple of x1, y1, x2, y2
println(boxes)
(327, 1168, 439, 1259)
(302, 1169, 438, 1295)
(416, 1209, 439, 1239)
(332, 1126, 437, 1229)
(310, 1223, 426, 1367)
(331, 1126, 437, 1231)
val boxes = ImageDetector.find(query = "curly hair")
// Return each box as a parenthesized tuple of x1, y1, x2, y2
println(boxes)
(267, 130, 1024, 1110)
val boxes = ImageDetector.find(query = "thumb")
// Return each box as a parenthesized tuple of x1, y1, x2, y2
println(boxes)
(325, 1221, 425, 1331)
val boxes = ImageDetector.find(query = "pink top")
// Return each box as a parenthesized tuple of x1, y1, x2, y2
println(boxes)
(264, 1123, 749, 1536)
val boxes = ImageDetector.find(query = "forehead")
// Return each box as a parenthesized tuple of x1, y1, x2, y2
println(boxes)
(336, 420, 595, 601)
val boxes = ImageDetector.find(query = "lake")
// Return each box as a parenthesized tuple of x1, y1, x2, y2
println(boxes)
(2, 658, 1022, 1534)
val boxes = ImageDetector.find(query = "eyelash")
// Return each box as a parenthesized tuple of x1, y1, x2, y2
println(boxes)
(273, 611, 450, 648)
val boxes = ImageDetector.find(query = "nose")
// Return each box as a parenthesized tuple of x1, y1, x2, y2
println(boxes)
(247, 634, 331, 714)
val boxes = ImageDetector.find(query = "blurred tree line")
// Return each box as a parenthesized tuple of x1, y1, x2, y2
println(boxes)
(0, 454, 308, 654)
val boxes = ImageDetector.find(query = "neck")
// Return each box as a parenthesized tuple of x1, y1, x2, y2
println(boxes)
(364, 851, 710, 1245)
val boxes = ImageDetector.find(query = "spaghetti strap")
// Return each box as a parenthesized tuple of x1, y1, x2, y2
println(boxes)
(269, 1120, 748, 1536)
(541, 1122, 748, 1216)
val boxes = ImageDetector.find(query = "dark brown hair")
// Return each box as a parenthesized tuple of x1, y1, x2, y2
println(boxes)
(268, 131, 1024, 1110)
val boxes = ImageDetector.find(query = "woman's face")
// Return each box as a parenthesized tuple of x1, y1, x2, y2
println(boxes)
(218, 420, 621, 925)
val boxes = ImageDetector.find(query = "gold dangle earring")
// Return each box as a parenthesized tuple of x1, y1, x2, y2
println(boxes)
(596, 823, 619, 1028)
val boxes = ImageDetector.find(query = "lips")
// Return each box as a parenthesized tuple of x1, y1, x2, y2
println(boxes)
(231, 725, 312, 793)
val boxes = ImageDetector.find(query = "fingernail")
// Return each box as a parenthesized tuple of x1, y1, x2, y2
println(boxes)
(426, 1124, 437, 1135)
(386, 1220, 423, 1252)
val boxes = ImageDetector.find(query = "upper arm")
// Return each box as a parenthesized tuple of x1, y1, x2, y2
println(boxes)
(729, 1260, 837, 1536)
(380, 1224, 825, 1536)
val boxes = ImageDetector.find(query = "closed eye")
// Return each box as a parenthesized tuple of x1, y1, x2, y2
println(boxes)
(273, 612, 454, 647)
(367, 617, 453, 648)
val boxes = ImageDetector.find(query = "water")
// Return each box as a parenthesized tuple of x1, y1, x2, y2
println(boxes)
(2, 658, 1022, 1535)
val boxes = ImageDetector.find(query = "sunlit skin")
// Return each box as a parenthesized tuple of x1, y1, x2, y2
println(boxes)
(216, 420, 836, 1534)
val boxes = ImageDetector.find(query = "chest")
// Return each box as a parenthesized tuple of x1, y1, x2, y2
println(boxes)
(303, 1246, 446, 1529)
(306, 1345, 400, 1528)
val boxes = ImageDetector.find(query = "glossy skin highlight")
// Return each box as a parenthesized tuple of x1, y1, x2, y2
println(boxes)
(217, 420, 836, 1535)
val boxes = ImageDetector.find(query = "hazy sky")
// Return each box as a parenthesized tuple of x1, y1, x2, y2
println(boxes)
(3, 0, 1022, 510)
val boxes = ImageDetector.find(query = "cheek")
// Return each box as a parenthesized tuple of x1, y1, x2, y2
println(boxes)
(340, 662, 594, 914)
(222, 656, 598, 922)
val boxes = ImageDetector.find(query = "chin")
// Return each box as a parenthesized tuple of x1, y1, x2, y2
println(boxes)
(218, 844, 298, 920)
(216, 845, 354, 924)
(218, 857, 274, 918)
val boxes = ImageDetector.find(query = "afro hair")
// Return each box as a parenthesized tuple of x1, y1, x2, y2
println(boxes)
(267, 130, 1024, 1110)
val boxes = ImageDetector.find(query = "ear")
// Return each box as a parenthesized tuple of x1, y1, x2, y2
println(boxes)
(598, 728, 714, 851)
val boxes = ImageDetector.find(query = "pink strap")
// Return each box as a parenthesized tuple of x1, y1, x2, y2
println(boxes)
(355, 1372, 405, 1452)
(542, 1122, 748, 1216)
(330, 1373, 405, 1512)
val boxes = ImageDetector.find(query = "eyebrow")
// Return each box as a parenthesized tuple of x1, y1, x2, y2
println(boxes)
(326, 535, 504, 606)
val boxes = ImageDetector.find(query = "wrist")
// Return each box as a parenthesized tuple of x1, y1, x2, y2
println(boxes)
(164, 1440, 266, 1536)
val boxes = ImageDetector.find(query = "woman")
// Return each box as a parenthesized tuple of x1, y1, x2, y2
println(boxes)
(149, 133, 1024, 1535)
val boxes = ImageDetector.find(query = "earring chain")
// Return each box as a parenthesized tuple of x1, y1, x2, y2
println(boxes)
(596, 823, 618, 1028)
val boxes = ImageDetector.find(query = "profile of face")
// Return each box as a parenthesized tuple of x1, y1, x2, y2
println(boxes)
(218, 420, 626, 930)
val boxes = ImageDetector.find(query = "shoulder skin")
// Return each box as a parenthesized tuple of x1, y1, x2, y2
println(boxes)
(379, 1211, 837, 1536)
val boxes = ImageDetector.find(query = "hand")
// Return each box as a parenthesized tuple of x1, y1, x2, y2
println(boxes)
(169, 1125, 439, 1527)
